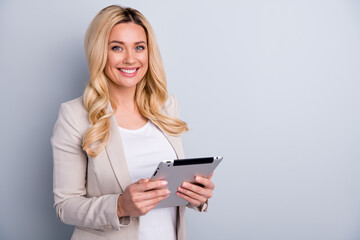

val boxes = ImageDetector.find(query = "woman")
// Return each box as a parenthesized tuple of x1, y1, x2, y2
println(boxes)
(52, 5, 215, 240)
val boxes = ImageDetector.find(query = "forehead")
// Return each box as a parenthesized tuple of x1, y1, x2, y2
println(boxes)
(108, 23, 147, 43)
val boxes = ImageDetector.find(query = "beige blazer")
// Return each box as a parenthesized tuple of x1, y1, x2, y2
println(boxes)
(51, 95, 206, 240)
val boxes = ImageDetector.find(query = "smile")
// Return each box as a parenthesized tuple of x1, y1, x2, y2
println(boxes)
(119, 68, 138, 74)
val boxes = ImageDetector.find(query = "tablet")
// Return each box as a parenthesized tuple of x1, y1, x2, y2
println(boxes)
(150, 156, 223, 209)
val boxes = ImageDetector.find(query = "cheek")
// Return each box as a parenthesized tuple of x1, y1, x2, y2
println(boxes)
(140, 54, 149, 70)
(104, 62, 118, 82)
(106, 52, 119, 67)
(104, 64, 111, 77)
(105, 53, 120, 77)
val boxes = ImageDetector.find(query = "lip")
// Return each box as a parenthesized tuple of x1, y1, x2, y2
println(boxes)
(117, 67, 139, 77)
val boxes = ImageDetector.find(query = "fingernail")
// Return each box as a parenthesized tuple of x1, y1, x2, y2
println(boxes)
(178, 187, 183, 192)
(195, 177, 200, 181)
(161, 181, 168, 186)
(182, 182, 188, 188)
(166, 189, 170, 194)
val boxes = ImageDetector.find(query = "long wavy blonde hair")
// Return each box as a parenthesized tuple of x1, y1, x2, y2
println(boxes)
(82, 5, 188, 157)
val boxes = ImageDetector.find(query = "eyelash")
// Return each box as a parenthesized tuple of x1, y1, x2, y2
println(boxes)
(111, 46, 122, 51)
(111, 46, 146, 52)
(135, 46, 145, 51)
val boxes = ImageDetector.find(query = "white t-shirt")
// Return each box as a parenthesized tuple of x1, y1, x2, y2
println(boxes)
(118, 121, 177, 240)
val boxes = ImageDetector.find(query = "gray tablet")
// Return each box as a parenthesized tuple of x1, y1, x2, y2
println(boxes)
(150, 156, 223, 209)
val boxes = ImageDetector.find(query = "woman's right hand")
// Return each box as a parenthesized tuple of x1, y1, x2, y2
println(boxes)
(117, 178, 169, 217)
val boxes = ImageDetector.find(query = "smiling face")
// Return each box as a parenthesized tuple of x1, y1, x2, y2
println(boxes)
(105, 23, 148, 92)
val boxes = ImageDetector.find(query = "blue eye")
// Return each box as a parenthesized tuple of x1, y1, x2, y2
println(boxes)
(111, 46, 122, 51)
(136, 46, 145, 51)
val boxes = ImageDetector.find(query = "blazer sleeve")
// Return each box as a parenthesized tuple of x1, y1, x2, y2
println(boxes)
(51, 102, 128, 231)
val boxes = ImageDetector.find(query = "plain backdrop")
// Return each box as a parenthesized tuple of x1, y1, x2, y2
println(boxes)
(1, 0, 359, 239)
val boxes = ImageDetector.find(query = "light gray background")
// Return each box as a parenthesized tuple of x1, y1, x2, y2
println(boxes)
(0, 0, 359, 239)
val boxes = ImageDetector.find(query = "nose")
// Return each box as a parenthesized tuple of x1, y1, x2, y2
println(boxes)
(123, 50, 136, 65)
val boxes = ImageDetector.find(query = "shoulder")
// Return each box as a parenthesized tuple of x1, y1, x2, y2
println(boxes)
(160, 94, 179, 117)
(55, 96, 90, 136)
(60, 96, 86, 114)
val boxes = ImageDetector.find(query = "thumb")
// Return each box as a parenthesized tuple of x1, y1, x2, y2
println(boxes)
(137, 178, 150, 184)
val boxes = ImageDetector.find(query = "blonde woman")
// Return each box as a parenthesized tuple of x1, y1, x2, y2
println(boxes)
(51, 5, 215, 240)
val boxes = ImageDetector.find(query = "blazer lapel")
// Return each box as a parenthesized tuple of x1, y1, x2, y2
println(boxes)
(162, 133, 185, 159)
(159, 99, 185, 160)
(105, 106, 131, 192)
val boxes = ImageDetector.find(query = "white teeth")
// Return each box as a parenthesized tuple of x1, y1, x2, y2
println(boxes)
(120, 68, 137, 74)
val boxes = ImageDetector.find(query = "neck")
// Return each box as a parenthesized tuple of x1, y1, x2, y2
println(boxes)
(108, 82, 147, 128)
(108, 84, 137, 110)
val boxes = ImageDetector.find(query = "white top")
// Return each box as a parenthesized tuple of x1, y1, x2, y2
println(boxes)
(118, 121, 177, 240)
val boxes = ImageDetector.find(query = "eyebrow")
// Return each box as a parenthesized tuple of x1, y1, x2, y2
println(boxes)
(109, 40, 147, 45)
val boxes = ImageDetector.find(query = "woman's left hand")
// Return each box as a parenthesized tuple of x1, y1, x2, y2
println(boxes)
(176, 173, 215, 207)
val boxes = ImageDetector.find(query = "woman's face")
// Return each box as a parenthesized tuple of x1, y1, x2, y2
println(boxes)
(105, 23, 148, 90)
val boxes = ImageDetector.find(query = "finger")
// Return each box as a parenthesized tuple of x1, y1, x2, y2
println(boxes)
(128, 193, 169, 217)
(141, 204, 157, 215)
(134, 202, 162, 216)
(181, 182, 212, 199)
(195, 176, 215, 190)
(138, 201, 162, 216)
(136, 180, 168, 192)
(177, 186, 208, 203)
(137, 178, 150, 184)
(142, 193, 168, 210)
(137, 193, 170, 208)
(133, 188, 170, 202)
(176, 191, 201, 207)
(137, 178, 146, 184)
